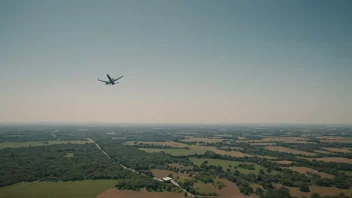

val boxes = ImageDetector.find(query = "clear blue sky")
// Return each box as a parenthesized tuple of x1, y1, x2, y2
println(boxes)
(1, 0, 351, 124)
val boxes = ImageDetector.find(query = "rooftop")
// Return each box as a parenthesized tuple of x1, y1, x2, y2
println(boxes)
(162, 177, 173, 181)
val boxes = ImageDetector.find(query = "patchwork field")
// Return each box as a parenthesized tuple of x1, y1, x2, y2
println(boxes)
(139, 148, 205, 156)
(265, 146, 317, 156)
(317, 137, 352, 143)
(151, 169, 191, 181)
(97, 189, 185, 198)
(63, 153, 74, 158)
(238, 137, 311, 144)
(273, 183, 352, 197)
(124, 141, 188, 148)
(168, 163, 193, 170)
(0, 180, 120, 198)
(313, 150, 332, 154)
(0, 140, 91, 149)
(275, 160, 293, 165)
(250, 183, 264, 190)
(286, 167, 334, 179)
(190, 145, 250, 157)
(140, 145, 250, 157)
(322, 147, 351, 153)
(193, 178, 246, 197)
(182, 137, 224, 143)
(311, 157, 352, 164)
(190, 158, 280, 175)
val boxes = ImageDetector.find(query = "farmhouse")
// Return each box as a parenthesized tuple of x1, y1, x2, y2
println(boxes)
(162, 177, 173, 183)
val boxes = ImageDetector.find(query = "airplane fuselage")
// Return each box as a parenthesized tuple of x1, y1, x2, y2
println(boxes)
(107, 74, 115, 85)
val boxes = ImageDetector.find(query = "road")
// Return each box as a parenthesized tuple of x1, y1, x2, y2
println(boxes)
(90, 138, 250, 198)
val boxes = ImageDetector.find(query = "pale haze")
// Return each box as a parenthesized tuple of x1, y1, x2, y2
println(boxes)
(1, 1, 351, 124)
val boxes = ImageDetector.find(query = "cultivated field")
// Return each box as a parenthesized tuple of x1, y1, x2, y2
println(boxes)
(0, 140, 91, 149)
(313, 150, 332, 154)
(275, 160, 293, 165)
(238, 137, 311, 144)
(190, 145, 250, 157)
(193, 178, 246, 197)
(182, 137, 224, 143)
(286, 167, 334, 179)
(97, 189, 185, 198)
(151, 169, 191, 181)
(0, 180, 120, 198)
(311, 157, 352, 164)
(63, 153, 74, 158)
(322, 147, 351, 153)
(124, 141, 188, 148)
(139, 148, 205, 156)
(190, 158, 280, 175)
(168, 163, 193, 170)
(265, 146, 317, 156)
(139, 145, 250, 157)
(273, 183, 352, 197)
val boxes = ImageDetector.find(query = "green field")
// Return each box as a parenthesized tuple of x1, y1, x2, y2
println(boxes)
(139, 148, 205, 156)
(64, 153, 74, 158)
(0, 140, 91, 149)
(341, 171, 352, 176)
(0, 180, 119, 198)
(190, 158, 280, 175)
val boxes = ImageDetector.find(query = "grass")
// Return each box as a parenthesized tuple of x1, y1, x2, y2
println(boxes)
(265, 146, 317, 156)
(273, 183, 352, 198)
(321, 147, 351, 153)
(63, 153, 74, 158)
(125, 141, 188, 148)
(311, 157, 352, 164)
(237, 137, 311, 144)
(275, 160, 293, 165)
(0, 140, 91, 149)
(285, 167, 334, 179)
(190, 158, 280, 175)
(341, 171, 352, 176)
(139, 145, 249, 157)
(0, 180, 120, 198)
(182, 137, 224, 143)
(139, 148, 205, 156)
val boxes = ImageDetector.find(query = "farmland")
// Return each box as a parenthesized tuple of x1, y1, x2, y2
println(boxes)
(0, 180, 120, 198)
(124, 141, 188, 148)
(311, 157, 352, 164)
(190, 158, 280, 175)
(274, 183, 352, 197)
(97, 189, 185, 198)
(139, 148, 205, 156)
(181, 137, 224, 143)
(151, 169, 191, 181)
(285, 167, 335, 179)
(1, 124, 352, 198)
(264, 146, 317, 156)
(322, 147, 351, 153)
(275, 160, 293, 165)
(0, 140, 91, 149)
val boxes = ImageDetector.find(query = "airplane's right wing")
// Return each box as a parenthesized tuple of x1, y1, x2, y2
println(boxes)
(114, 76, 123, 81)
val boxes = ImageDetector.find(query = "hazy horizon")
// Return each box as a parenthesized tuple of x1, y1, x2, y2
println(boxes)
(1, 1, 352, 124)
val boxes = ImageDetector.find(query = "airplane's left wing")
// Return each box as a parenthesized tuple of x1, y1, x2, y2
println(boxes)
(98, 78, 109, 83)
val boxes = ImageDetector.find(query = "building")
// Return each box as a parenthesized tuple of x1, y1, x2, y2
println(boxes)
(162, 177, 173, 183)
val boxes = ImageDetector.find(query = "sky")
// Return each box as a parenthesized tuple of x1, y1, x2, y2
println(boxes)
(1, 0, 351, 124)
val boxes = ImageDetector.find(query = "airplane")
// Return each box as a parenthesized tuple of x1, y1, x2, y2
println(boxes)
(98, 74, 123, 86)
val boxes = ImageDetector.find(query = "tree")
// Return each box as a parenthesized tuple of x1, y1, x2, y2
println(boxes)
(299, 183, 310, 192)
(259, 169, 265, 175)
(310, 193, 321, 198)
(256, 187, 263, 195)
